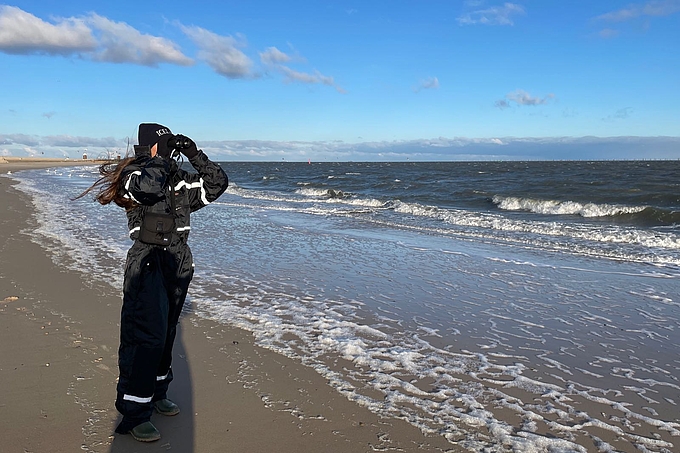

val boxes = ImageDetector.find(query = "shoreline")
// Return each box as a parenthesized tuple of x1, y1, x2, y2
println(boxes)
(0, 157, 107, 173)
(0, 163, 457, 452)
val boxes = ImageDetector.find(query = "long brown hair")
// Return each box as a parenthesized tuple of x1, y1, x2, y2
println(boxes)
(73, 157, 138, 210)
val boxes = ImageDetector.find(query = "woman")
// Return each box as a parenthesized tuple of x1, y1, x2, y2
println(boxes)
(78, 123, 228, 441)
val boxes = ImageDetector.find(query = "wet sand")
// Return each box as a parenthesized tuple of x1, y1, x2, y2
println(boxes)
(0, 161, 458, 452)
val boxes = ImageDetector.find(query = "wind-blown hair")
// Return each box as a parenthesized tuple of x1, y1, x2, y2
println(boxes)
(73, 157, 137, 210)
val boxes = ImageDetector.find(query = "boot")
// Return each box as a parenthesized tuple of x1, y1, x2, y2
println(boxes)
(154, 398, 180, 416)
(130, 421, 161, 442)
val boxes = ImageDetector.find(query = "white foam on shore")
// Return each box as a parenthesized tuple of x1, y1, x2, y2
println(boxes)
(188, 258, 680, 452)
(7, 168, 128, 290)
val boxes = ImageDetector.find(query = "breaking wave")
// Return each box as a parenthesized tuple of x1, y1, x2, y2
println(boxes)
(493, 195, 646, 218)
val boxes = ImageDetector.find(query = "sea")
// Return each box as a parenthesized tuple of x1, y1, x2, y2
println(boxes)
(6, 160, 680, 452)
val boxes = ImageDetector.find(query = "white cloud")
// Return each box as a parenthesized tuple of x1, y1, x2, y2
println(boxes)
(260, 46, 345, 93)
(642, 0, 680, 15)
(260, 46, 292, 65)
(3, 134, 680, 161)
(596, 0, 680, 22)
(0, 5, 96, 54)
(180, 136, 680, 161)
(507, 89, 554, 105)
(603, 107, 634, 121)
(594, 0, 680, 36)
(1, 133, 41, 147)
(0, 133, 120, 148)
(46, 135, 121, 148)
(415, 76, 440, 92)
(280, 66, 338, 87)
(599, 28, 620, 38)
(87, 14, 192, 66)
(496, 89, 555, 109)
(0, 7, 343, 93)
(457, 2, 525, 26)
(181, 25, 254, 78)
(0, 6, 193, 66)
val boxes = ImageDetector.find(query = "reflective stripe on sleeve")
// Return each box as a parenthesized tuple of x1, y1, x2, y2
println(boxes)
(175, 178, 210, 205)
(123, 171, 142, 204)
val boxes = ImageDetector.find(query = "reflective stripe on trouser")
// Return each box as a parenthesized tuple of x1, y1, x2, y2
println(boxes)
(115, 241, 193, 433)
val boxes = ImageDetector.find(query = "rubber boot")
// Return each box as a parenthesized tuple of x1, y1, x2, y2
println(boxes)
(130, 421, 161, 442)
(154, 398, 180, 416)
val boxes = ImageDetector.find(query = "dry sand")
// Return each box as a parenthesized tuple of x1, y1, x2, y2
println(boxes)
(0, 156, 107, 169)
(0, 160, 458, 452)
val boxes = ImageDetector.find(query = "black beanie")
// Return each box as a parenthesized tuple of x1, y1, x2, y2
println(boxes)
(138, 123, 172, 148)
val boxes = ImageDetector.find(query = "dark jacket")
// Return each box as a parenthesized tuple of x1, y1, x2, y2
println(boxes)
(120, 145, 228, 244)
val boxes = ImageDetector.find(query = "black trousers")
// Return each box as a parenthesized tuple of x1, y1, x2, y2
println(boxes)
(115, 241, 194, 433)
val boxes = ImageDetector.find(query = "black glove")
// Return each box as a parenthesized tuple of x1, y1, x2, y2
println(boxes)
(180, 137, 199, 159)
(155, 135, 172, 160)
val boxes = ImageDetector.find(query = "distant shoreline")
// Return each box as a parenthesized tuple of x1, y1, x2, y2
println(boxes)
(1, 156, 109, 163)
(0, 156, 107, 172)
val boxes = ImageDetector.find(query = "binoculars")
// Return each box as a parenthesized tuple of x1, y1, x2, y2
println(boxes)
(168, 135, 192, 150)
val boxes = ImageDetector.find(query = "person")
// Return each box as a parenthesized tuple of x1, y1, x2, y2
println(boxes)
(76, 123, 228, 441)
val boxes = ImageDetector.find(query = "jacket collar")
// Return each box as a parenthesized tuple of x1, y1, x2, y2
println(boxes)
(133, 145, 151, 158)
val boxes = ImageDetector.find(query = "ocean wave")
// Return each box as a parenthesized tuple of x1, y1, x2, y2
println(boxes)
(226, 185, 385, 208)
(389, 200, 680, 253)
(296, 187, 350, 199)
(493, 195, 646, 218)
(223, 185, 680, 262)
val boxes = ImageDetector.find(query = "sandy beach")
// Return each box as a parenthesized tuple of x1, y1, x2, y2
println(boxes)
(0, 160, 457, 452)
(0, 156, 107, 168)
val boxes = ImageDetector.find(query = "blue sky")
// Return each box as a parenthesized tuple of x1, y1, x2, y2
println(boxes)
(0, 1, 679, 161)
